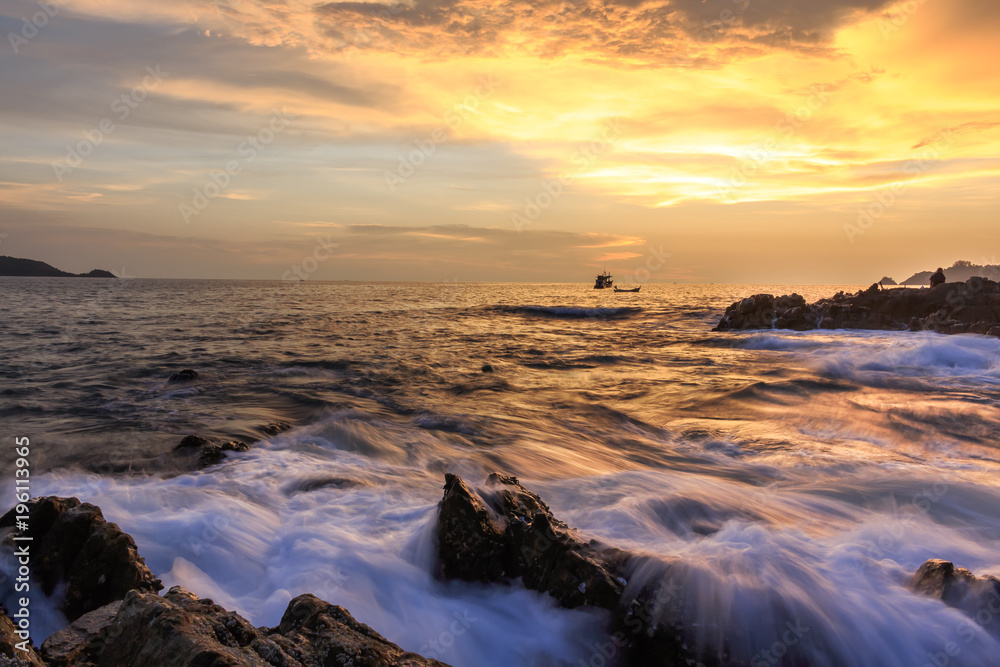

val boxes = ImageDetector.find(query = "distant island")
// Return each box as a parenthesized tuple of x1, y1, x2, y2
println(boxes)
(0, 255, 116, 278)
(901, 260, 999, 285)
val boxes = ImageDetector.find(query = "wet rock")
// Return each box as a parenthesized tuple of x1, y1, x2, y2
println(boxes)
(260, 421, 291, 437)
(911, 559, 1000, 633)
(38, 586, 448, 667)
(0, 607, 45, 667)
(0, 497, 162, 622)
(715, 279, 1000, 336)
(437, 473, 628, 609)
(168, 369, 199, 382)
(436, 474, 712, 665)
(271, 593, 448, 666)
(40, 601, 121, 667)
(173, 435, 251, 468)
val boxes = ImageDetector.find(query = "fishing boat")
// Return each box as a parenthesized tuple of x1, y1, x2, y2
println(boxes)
(593, 271, 613, 289)
(614, 286, 640, 293)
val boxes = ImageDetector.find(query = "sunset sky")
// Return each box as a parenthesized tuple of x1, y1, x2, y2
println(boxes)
(1, 0, 997, 282)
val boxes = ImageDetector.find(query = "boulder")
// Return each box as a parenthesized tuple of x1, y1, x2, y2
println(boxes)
(260, 421, 291, 437)
(436, 474, 729, 665)
(173, 435, 251, 468)
(39, 587, 448, 667)
(0, 497, 162, 622)
(0, 607, 45, 667)
(168, 369, 199, 383)
(437, 473, 628, 610)
(911, 559, 1000, 633)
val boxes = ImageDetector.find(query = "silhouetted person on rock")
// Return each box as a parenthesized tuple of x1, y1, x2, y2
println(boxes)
(930, 267, 946, 287)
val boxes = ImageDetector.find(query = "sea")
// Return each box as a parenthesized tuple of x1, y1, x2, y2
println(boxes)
(2, 278, 1000, 666)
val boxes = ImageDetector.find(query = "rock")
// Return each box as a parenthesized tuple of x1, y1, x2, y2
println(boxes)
(715, 279, 1000, 336)
(436, 474, 715, 665)
(911, 559, 1000, 633)
(40, 601, 121, 667)
(260, 421, 291, 437)
(173, 435, 251, 468)
(0, 607, 45, 667)
(168, 369, 199, 382)
(272, 593, 448, 666)
(38, 586, 448, 667)
(879, 276, 897, 286)
(480, 364, 493, 373)
(437, 473, 629, 610)
(0, 497, 162, 622)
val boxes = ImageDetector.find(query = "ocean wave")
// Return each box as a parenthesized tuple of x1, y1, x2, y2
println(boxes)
(810, 334, 1000, 382)
(490, 305, 642, 319)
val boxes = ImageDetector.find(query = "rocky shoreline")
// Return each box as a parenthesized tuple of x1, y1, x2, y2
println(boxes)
(3, 477, 998, 666)
(715, 279, 1000, 336)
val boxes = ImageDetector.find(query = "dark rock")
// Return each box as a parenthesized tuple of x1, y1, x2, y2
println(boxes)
(435, 474, 714, 665)
(272, 593, 448, 666)
(480, 364, 493, 373)
(911, 559, 1000, 634)
(38, 586, 448, 667)
(0, 607, 45, 666)
(437, 473, 629, 610)
(168, 369, 199, 382)
(0, 497, 162, 622)
(879, 276, 897, 286)
(173, 435, 251, 468)
(715, 279, 1000, 336)
(40, 601, 121, 667)
(260, 421, 291, 437)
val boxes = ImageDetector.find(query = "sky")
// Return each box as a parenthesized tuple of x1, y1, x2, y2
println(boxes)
(0, 0, 998, 282)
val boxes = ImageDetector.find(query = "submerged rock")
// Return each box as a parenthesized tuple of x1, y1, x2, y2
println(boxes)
(911, 559, 1000, 633)
(168, 369, 199, 382)
(39, 587, 448, 667)
(260, 420, 291, 437)
(0, 497, 162, 622)
(715, 278, 1000, 335)
(173, 434, 251, 468)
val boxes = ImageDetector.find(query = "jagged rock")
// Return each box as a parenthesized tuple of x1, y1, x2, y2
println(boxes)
(437, 473, 628, 610)
(0, 607, 45, 667)
(40, 602, 121, 667)
(260, 421, 291, 437)
(715, 278, 1000, 335)
(911, 559, 1000, 633)
(0, 497, 162, 622)
(39, 587, 448, 667)
(168, 369, 199, 382)
(174, 435, 251, 468)
(436, 474, 715, 665)
(271, 593, 448, 666)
